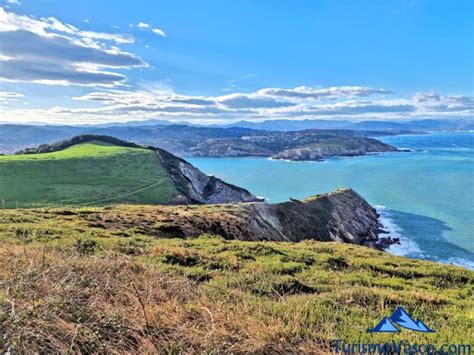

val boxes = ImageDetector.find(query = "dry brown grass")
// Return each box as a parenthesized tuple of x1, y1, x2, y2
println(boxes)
(0, 245, 327, 354)
(1, 210, 472, 353)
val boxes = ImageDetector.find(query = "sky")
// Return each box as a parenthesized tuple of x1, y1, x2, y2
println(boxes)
(0, 0, 473, 125)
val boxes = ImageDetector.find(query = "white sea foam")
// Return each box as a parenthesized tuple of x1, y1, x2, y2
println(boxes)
(376, 206, 473, 270)
(267, 157, 327, 163)
(375, 205, 422, 256)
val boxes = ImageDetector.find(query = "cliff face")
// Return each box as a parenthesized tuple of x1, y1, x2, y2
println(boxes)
(75, 188, 389, 249)
(235, 188, 385, 248)
(155, 148, 261, 204)
(273, 137, 397, 161)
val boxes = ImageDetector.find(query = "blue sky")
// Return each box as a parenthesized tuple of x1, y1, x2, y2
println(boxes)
(0, 0, 473, 124)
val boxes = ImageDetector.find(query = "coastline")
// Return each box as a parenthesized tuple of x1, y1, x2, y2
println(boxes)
(189, 132, 474, 270)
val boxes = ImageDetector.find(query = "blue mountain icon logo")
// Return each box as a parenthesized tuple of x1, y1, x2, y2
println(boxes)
(368, 307, 435, 333)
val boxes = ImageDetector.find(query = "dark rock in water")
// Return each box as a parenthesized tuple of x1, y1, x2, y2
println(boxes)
(374, 237, 400, 250)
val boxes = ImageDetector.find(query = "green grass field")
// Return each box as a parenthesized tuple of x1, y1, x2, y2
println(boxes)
(0, 141, 178, 207)
(0, 206, 472, 352)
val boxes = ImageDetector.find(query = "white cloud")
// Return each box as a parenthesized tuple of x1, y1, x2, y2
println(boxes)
(41, 86, 470, 124)
(412, 92, 474, 113)
(215, 93, 295, 109)
(133, 21, 166, 37)
(6, 0, 20, 5)
(152, 28, 166, 37)
(0, 7, 145, 86)
(3, 83, 472, 125)
(3, 88, 473, 125)
(258, 86, 392, 100)
(0, 8, 133, 44)
(0, 91, 23, 99)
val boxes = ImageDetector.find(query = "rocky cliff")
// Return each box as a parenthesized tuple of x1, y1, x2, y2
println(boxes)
(239, 189, 384, 247)
(155, 148, 262, 204)
(78, 188, 392, 249)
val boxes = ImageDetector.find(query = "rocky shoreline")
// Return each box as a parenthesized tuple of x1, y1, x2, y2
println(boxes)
(271, 137, 398, 161)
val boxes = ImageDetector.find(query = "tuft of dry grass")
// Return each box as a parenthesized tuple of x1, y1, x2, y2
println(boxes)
(0, 246, 328, 353)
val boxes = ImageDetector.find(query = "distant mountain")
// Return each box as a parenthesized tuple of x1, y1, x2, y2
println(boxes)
(86, 119, 183, 128)
(223, 119, 353, 131)
(226, 118, 474, 132)
(0, 125, 80, 152)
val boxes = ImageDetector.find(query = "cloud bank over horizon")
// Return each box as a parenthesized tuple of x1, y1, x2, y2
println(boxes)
(3, 85, 473, 125)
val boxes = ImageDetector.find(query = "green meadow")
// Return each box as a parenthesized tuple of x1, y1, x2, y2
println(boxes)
(0, 141, 178, 207)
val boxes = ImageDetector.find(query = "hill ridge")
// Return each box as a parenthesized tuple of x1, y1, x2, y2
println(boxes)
(15, 134, 147, 155)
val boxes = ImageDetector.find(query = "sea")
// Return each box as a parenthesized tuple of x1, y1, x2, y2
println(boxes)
(188, 132, 474, 270)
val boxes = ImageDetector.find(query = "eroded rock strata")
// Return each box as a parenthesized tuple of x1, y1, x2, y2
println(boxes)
(69, 188, 393, 249)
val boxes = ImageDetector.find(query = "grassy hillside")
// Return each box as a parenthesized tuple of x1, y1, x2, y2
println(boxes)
(0, 141, 178, 207)
(0, 206, 472, 353)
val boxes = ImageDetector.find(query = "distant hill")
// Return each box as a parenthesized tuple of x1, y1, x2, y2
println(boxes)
(2, 119, 470, 155)
(0, 135, 259, 208)
(0, 124, 399, 160)
(0, 124, 265, 154)
(223, 119, 353, 131)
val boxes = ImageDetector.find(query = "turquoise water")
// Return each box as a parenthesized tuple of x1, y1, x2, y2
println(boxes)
(188, 132, 474, 269)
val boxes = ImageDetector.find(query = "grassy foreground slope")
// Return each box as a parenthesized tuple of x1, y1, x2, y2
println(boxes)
(0, 207, 472, 353)
(0, 141, 178, 207)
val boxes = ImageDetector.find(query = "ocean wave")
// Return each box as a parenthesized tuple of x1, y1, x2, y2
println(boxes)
(376, 206, 473, 270)
(375, 205, 423, 256)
